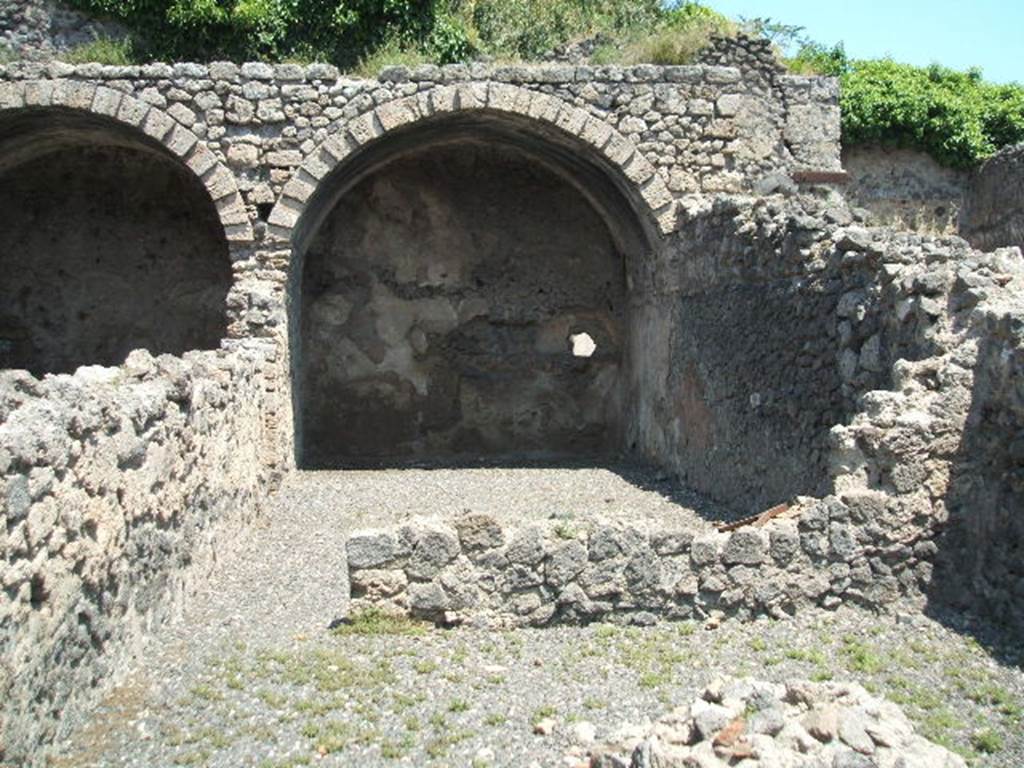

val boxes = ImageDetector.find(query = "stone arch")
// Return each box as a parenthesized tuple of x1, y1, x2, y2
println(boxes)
(0, 80, 250, 374)
(0, 79, 253, 245)
(265, 82, 674, 251)
(274, 83, 671, 467)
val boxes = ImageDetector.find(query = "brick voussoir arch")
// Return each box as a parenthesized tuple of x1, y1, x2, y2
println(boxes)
(0, 79, 254, 245)
(266, 82, 675, 244)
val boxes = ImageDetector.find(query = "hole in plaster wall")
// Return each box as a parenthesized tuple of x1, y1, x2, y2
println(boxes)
(569, 332, 597, 358)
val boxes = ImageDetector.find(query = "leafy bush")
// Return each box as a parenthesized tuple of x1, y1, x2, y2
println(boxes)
(788, 36, 1024, 168)
(68, 0, 452, 68)
(786, 41, 848, 76)
(353, 35, 430, 78)
(837, 59, 1024, 168)
(65, 0, 725, 68)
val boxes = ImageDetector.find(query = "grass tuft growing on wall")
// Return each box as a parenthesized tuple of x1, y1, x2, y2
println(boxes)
(60, 36, 136, 65)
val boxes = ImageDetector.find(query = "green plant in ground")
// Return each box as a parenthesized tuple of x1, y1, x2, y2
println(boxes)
(448, 698, 470, 713)
(553, 520, 579, 540)
(302, 720, 352, 754)
(331, 607, 428, 637)
(380, 734, 414, 759)
(60, 36, 136, 65)
(188, 682, 224, 702)
(841, 637, 886, 674)
(970, 727, 1003, 754)
(532, 704, 557, 723)
(257, 756, 311, 768)
(413, 658, 439, 675)
(425, 728, 473, 758)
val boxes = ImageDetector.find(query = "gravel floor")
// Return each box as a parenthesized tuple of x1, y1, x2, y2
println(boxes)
(53, 468, 1024, 768)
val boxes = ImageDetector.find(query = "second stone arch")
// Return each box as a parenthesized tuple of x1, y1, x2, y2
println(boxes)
(269, 83, 669, 468)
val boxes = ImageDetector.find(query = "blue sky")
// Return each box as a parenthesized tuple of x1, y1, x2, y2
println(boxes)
(703, 0, 1022, 84)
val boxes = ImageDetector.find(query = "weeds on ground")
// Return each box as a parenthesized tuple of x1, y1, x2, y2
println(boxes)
(331, 607, 429, 637)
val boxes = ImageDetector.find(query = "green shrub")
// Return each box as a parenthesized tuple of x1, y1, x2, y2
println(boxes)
(839, 59, 1024, 168)
(67, 0, 446, 68)
(786, 41, 848, 76)
(786, 43, 1024, 168)
(64, 0, 731, 68)
(60, 36, 137, 65)
(970, 727, 1003, 754)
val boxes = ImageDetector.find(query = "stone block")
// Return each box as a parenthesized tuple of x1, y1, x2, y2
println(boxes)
(722, 529, 768, 565)
(506, 526, 545, 565)
(690, 533, 722, 566)
(454, 513, 504, 552)
(408, 581, 448, 612)
(651, 530, 693, 556)
(241, 62, 275, 80)
(265, 149, 303, 167)
(350, 568, 407, 599)
(545, 540, 588, 586)
(405, 525, 460, 580)
(226, 143, 260, 169)
(346, 530, 398, 569)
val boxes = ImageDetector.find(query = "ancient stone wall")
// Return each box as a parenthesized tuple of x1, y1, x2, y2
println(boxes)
(0, 60, 843, 763)
(960, 142, 1024, 253)
(627, 196, 859, 512)
(346, 223, 1024, 630)
(0, 343, 275, 760)
(3, 53, 1023, 765)
(0, 0, 127, 61)
(842, 146, 968, 235)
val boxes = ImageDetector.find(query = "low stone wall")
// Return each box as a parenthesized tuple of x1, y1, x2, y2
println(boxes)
(347, 496, 895, 628)
(0, 343, 275, 763)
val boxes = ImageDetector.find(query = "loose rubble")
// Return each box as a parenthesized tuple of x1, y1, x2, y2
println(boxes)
(585, 678, 966, 768)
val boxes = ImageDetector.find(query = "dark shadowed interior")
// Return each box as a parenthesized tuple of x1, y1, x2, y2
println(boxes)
(0, 108, 231, 376)
(297, 140, 631, 467)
